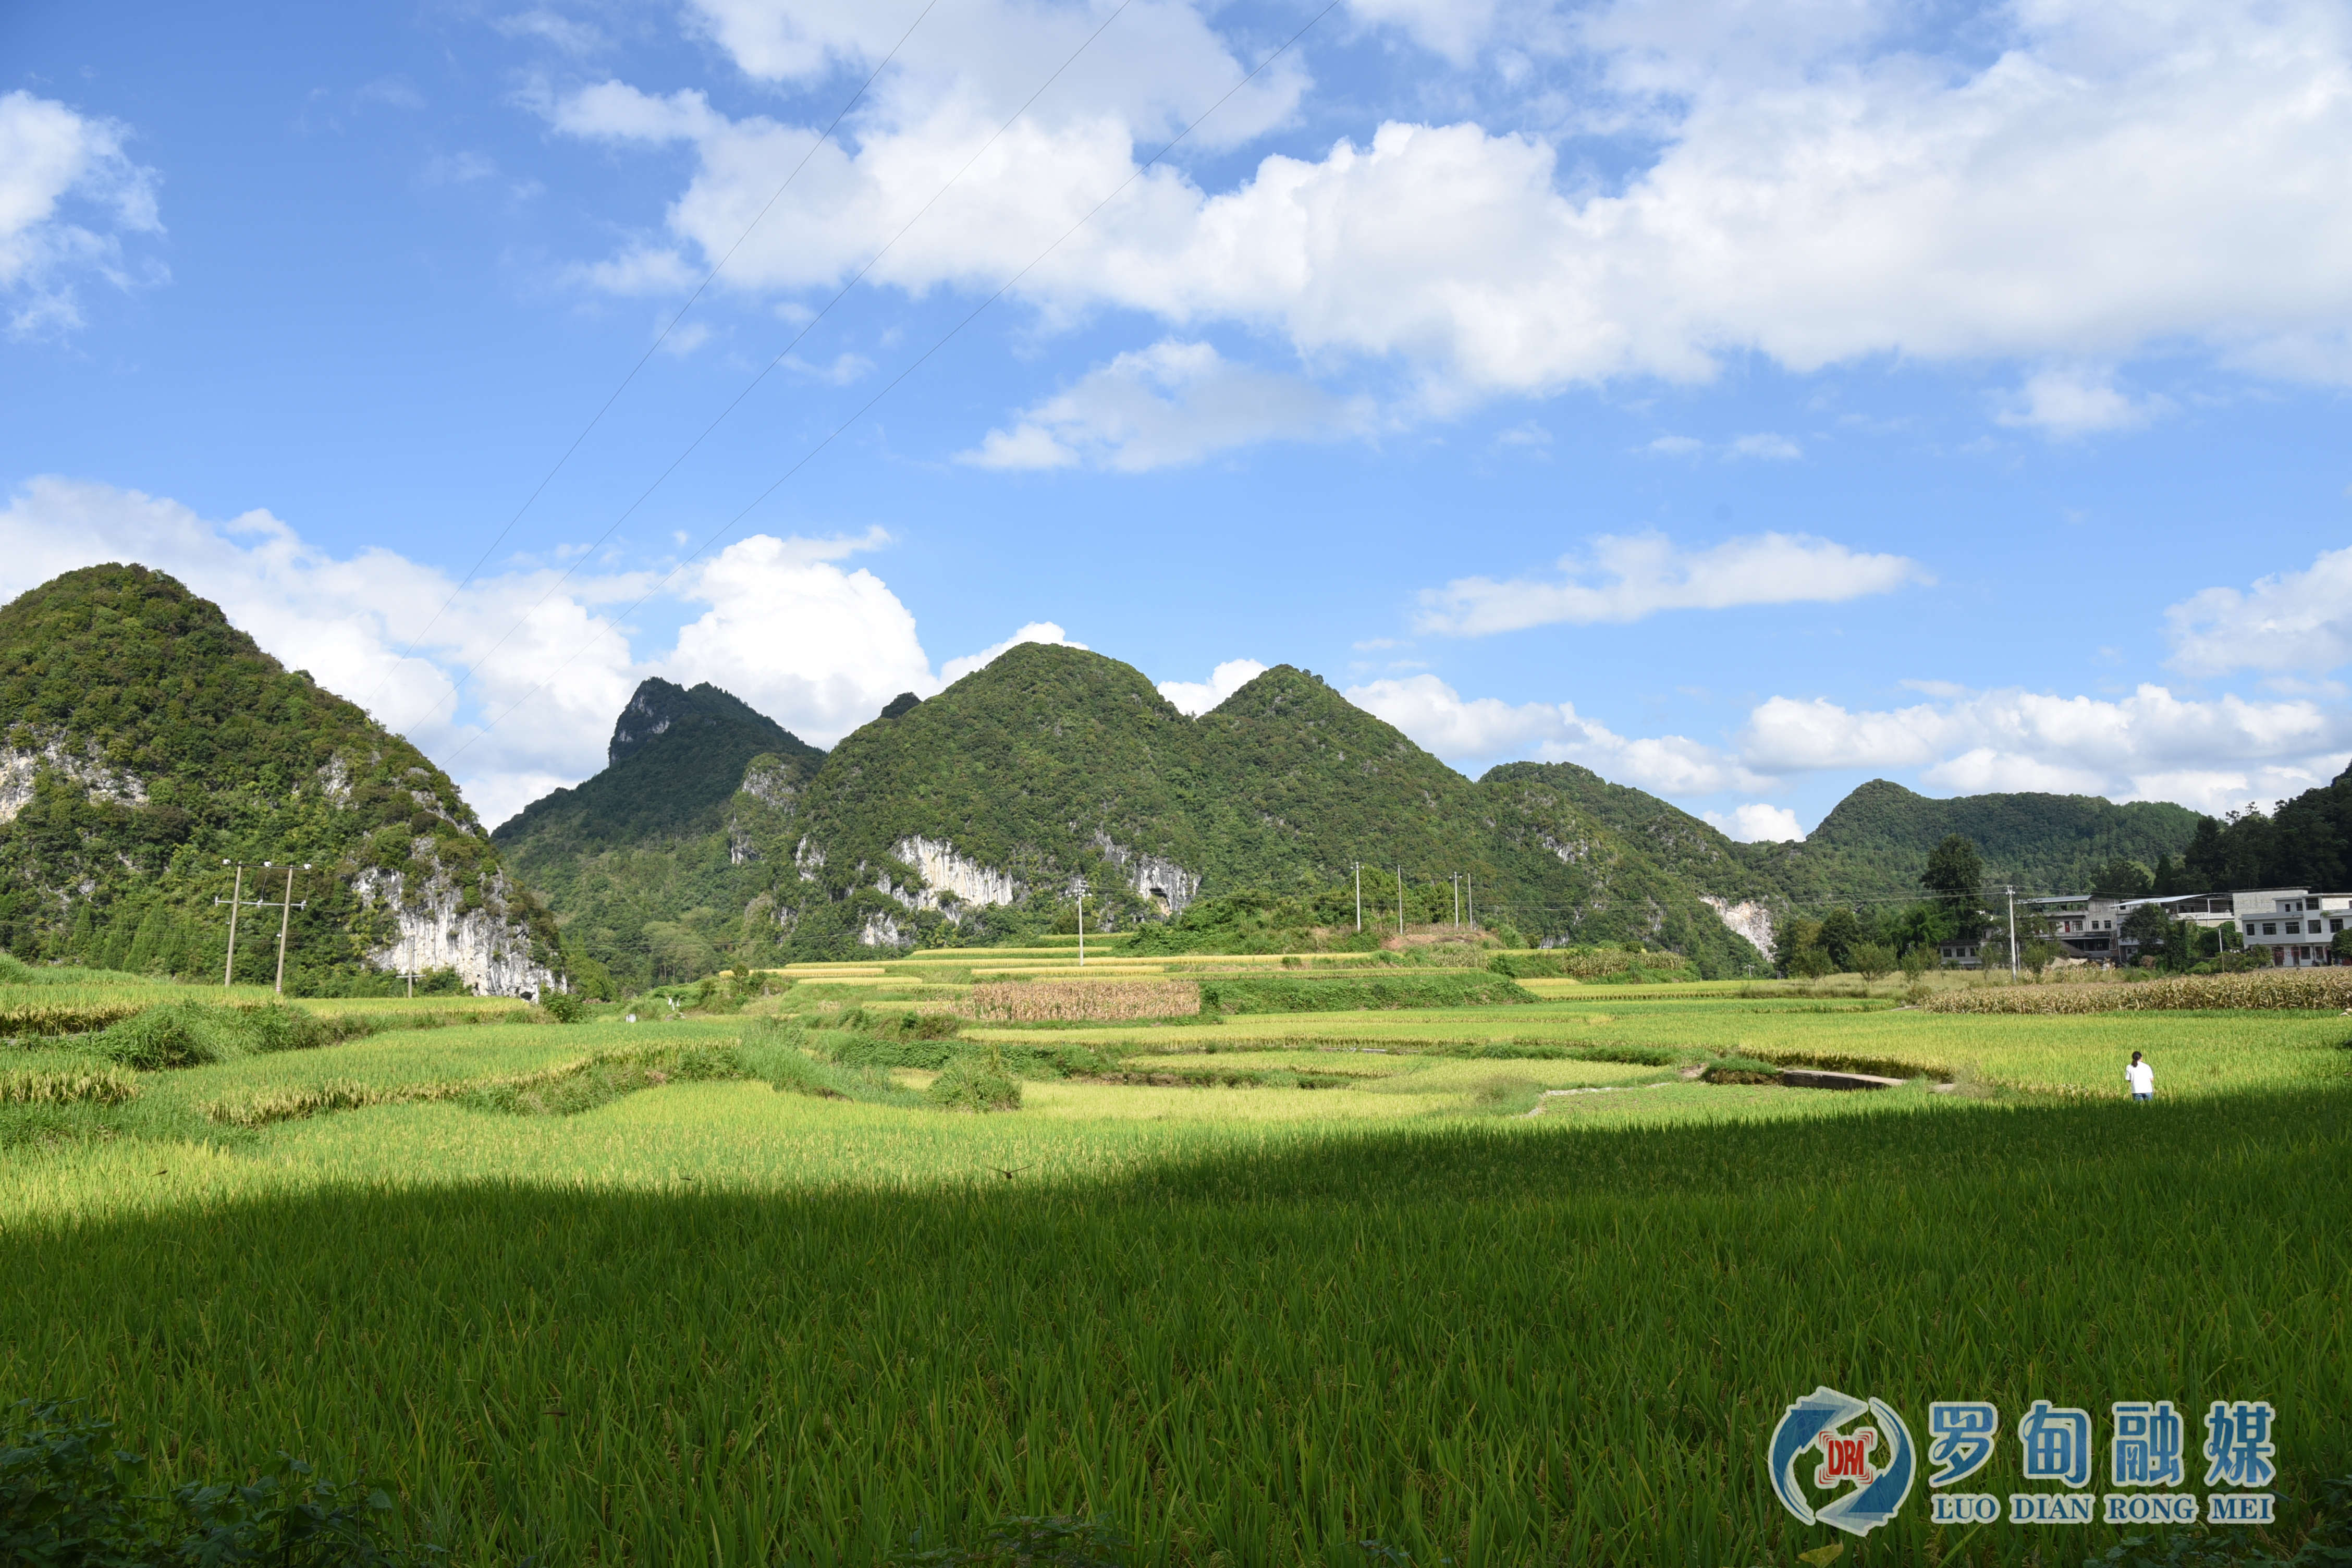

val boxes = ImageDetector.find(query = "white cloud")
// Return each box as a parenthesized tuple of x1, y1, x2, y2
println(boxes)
(1344, 666, 2352, 818)
(2165, 544, 2352, 677)
(1343, 672, 1766, 794)
(1738, 685, 2352, 812)
(545, 81, 727, 143)
(1996, 365, 2170, 437)
(0, 90, 163, 337)
(1414, 531, 1926, 636)
(1727, 433, 1801, 460)
(960, 341, 1373, 472)
(549, 0, 2352, 444)
(1638, 432, 1799, 459)
(0, 479, 984, 826)
(1705, 803, 1806, 842)
(496, 9, 607, 54)
(939, 621, 1087, 684)
(659, 530, 935, 744)
(1158, 658, 1268, 715)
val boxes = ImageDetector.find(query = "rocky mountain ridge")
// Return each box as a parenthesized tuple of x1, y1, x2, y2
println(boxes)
(0, 566, 560, 995)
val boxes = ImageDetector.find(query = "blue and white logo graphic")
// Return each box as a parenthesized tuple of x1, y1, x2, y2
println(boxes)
(1768, 1386, 1917, 1537)
(2113, 1401, 2186, 1488)
(1929, 1402, 2000, 1488)
(2203, 1402, 2277, 1490)
(2019, 1400, 2094, 1489)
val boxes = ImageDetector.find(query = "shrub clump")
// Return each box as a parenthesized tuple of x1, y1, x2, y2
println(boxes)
(0, 1399, 423, 1566)
(926, 1057, 1022, 1112)
(1701, 1056, 1784, 1085)
(91, 1001, 377, 1069)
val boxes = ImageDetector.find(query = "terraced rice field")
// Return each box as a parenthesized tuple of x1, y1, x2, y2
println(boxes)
(5, 974, 2347, 1564)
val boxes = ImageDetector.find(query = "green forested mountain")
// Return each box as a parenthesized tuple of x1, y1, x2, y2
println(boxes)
(489, 678, 826, 991)
(1747, 779, 2203, 903)
(1492, 760, 1782, 904)
(1528, 763, 2204, 908)
(503, 645, 1773, 976)
(0, 565, 560, 993)
(496, 678, 823, 853)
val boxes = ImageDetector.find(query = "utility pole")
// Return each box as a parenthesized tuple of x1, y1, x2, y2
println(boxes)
(1075, 876, 1087, 968)
(1452, 874, 1461, 929)
(269, 862, 311, 996)
(214, 861, 247, 988)
(1467, 876, 1475, 932)
(1354, 862, 1362, 933)
(2006, 885, 2018, 981)
(1395, 866, 1404, 938)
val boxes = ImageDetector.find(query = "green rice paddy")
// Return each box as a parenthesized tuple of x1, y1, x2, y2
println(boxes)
(4, 982, 2347, 1565)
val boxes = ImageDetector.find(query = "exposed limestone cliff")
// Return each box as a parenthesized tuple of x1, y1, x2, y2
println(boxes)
(0, 741, 149, 825)
(1702, 895, 1778, 959)
(1092, 835, 1200, 913)
(353, 862, 558, 997)
(890, 836, 1024, 916)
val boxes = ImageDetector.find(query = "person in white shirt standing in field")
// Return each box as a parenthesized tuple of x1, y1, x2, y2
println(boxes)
(2127, 1051, 2154, 1102)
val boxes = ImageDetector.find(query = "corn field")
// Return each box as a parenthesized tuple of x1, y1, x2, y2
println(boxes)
(1924, 966, 2352, 1012)
(968, 980, 1201, 1022)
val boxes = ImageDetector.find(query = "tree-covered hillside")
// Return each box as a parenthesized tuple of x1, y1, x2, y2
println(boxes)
(490, 679, 826, 993)
(1747, 779, 2203, 902)
(501, 645, 1774, 974)
(0, 565, 559, 993)
(1491, 760, 1781, 905)
(2183, 759, 2352, 892)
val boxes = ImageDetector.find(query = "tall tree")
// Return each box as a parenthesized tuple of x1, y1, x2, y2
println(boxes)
(2090, 857, 2154, 898)
(1922, 833, 1985, 937)
(1817, 908, 1864, 969)
(2183, 816, 2227, 887)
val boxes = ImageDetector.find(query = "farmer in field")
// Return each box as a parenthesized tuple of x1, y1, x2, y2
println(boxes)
(2126, 1051, 2154, 1102)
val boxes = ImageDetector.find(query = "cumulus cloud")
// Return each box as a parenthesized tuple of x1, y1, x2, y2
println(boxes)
(960, 341, 1374, 472)
(939, 621, 1087, 685)
(659, 530, 935, 742)
(1341, 666, 2352, 819)
(0, 90, 164, 336)
(1414, 531, 1926, 636)
(547, 0, 2352, 444)
(1705, 803, 1806, 842)
(1343, 673, 1766, 794)
(1996, 365, 2170, 437)
(1157, 658, 1269, 715)
(2165, 544, 2352, 677)
(0, 478, 985, 825)
(1739, 685, 2352, 813)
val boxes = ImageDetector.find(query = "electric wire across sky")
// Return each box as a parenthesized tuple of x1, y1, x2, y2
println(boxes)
(432, 0, 1344, 769)
(359, 0, 944, 718)
(392, 0, 1160, 745)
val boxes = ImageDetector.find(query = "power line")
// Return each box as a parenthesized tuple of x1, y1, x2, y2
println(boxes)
(438, 0, 1341, 767)
(360, 0, 943, 718)
(394, 0, 1146, 743)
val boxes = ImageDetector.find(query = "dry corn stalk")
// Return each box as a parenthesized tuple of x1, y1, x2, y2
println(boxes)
(968, 980, 1200, 1022)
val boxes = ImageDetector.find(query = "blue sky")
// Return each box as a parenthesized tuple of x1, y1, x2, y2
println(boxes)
(5, 0, 2350, 832)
